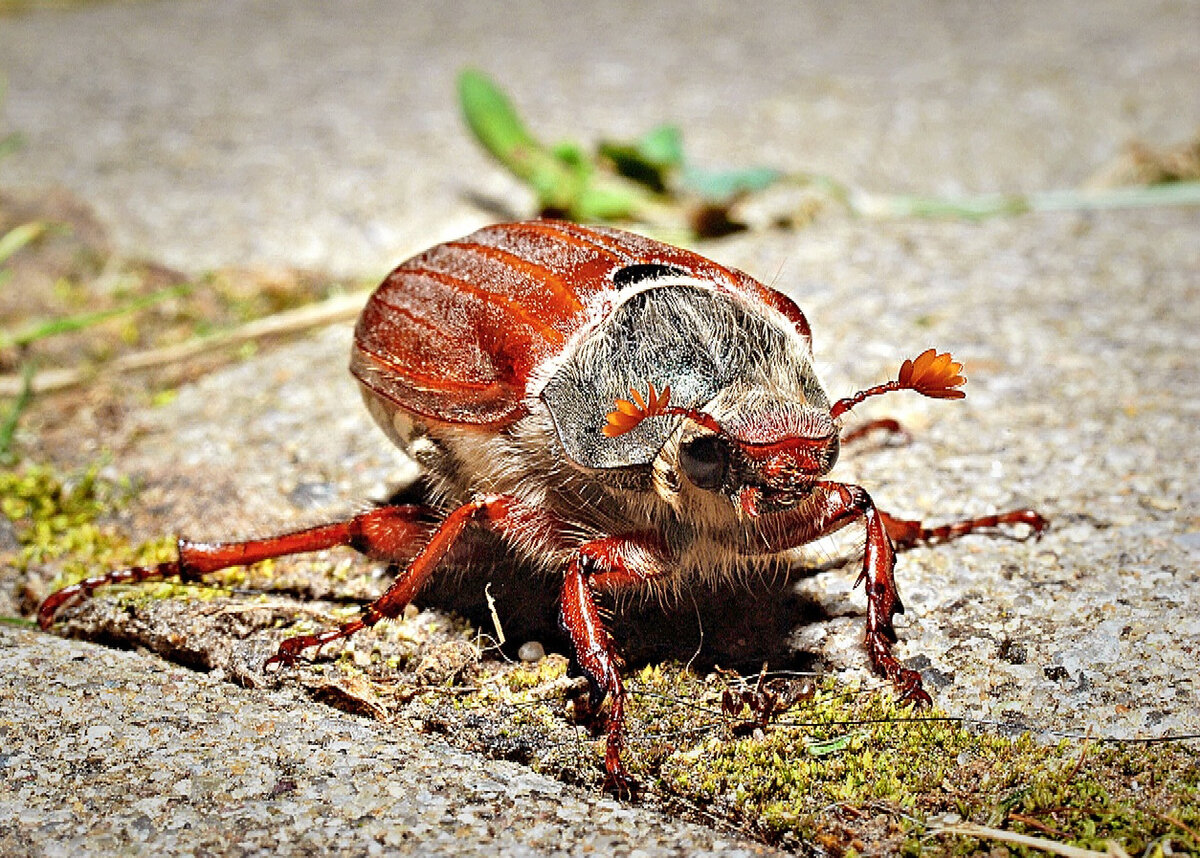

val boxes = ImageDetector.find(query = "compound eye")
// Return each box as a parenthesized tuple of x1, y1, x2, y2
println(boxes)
(678, 435, 730, 490)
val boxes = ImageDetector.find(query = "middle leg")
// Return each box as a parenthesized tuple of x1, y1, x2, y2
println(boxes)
(267, 494, 558, 666)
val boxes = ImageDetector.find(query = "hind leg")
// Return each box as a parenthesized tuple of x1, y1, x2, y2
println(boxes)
(37, 504, 435, 629)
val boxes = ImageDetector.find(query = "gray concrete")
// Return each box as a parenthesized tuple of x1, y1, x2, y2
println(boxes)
(1, 627, 776, 857)
(2, 0, 1199, 855)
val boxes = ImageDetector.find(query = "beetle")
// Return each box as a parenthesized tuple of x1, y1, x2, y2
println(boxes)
(39, 219, 1045, 792)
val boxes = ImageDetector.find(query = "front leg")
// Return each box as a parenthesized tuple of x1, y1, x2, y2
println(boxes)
(753, 482, 930, 704)
(559, 534, 668, 795)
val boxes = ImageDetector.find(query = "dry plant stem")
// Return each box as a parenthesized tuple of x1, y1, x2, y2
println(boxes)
(0, 291, 369, 397)
(931, 822, 1128, 858)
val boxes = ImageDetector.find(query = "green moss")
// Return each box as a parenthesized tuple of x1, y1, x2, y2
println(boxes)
(504, 653, 569, 692)
(0, 462, 298, 624)
(7, 463, 1193, 855)
(390, 653, 1198, 854)
(580, 663, 1198, 854)
(0, 462, 174, 586)
(109, 578, 234, 614)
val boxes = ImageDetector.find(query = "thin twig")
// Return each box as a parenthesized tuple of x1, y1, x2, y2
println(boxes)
(931, 821, 1128, 858)
(1149, 811, 1200, 844)
(1066, 727, 1094, 781)
(0, 290, 368, 396)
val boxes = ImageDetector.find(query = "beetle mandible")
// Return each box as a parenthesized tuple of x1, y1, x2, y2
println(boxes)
(39, 219, 1045, 792)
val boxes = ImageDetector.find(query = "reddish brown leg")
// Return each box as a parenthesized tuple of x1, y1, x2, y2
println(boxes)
(560, 534, 668, 795)
(266, 494, 551, 666)
(752, 483, 930, 704)
(881, 508, 1046, 551)
(37, 505, 434, 630)
(840, 417, 910, 446)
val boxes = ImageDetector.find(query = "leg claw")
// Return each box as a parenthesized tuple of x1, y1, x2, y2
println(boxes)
(603, 767, 637, 799)
(264, 637, 310, 670)
(894, 667, 932, 707)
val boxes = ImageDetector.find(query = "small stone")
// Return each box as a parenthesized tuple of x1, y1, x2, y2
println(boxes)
(287, 480, 337, 510)
(1139, 495, 1178, 512)
(517, 641, 545, 663)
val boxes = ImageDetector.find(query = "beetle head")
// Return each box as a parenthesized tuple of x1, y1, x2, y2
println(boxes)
(643, 385, 839, 519)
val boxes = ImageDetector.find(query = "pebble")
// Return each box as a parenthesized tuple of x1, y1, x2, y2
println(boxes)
(517, 641, 546, 663)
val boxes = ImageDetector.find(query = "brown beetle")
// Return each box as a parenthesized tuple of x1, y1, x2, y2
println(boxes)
(39, 220, 1044, 792)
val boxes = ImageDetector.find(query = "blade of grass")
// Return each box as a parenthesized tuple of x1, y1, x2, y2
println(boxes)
(0, 283, 189, 350)
(0, 360, 34, 460)
(853, 180, 1200, 219)
(1, 78, 22, 160)
(0, 221, 47, 266)
(0, 131, 21, 161)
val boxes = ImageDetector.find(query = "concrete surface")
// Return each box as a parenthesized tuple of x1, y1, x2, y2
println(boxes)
(1, 627, 779, 857)
(2, 0, 1198, 855)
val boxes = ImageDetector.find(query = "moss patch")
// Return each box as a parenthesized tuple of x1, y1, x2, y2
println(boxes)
(0, 462, 172, 585)
(421, 656, 1199, 855)
(627, 667, 1198, 855)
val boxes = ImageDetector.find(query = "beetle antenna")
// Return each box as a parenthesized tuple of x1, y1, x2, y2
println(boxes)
(830, 349, 966, 420)
(603, 383, 724, 438)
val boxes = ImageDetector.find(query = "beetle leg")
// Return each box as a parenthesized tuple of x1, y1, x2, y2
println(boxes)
(560, 534, 668, 795)
(37, 504, 434, 630)
(266, 494, 551, 667)
(880, 508, 1047, 551)
(839, 417, 910, 446)
(752, 483, 930, 704)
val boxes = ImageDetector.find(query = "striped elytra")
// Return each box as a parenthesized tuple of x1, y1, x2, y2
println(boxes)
(349, 219, 811, 427)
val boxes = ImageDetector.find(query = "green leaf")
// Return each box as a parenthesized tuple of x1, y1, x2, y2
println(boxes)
(681, 164, 781, 203)
(571, 186, 643, 222)
(637, 125, 685, 168)
(457, 68, 585, 213)
(598, 125, 684, 193)
(806, 733, 854, 757)
(457, 68, 541, 171)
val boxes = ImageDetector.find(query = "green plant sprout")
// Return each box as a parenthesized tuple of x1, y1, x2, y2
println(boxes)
(458, 68, 1200, 237)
